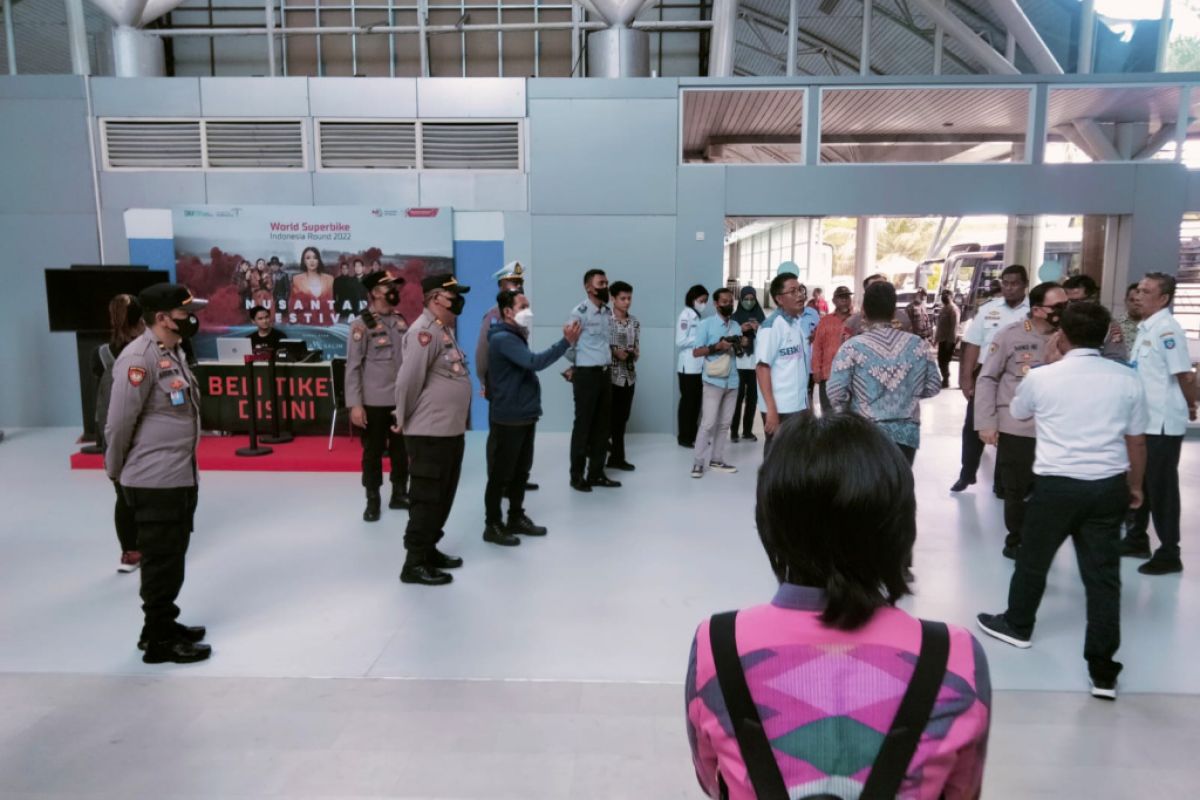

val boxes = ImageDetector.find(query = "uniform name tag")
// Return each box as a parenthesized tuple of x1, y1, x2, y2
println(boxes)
(170, 389, 186, 406)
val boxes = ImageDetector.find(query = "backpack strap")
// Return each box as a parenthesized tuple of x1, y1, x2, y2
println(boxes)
(859, 619, 951, 799)
(709, 611, 790, 800)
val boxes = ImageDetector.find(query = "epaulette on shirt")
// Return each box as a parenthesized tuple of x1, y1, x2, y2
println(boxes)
(1024, 319, 1033, 332)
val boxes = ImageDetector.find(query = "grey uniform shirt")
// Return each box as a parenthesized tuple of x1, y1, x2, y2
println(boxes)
(565, 299, 613, 366)
(974, 319, 1051, 438)
(345, 310, 407, 407)
(104, 328, 201, 489)
(394, 309, 473, 436)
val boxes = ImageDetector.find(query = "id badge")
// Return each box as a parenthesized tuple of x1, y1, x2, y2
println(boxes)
(170, 389, 186, 406)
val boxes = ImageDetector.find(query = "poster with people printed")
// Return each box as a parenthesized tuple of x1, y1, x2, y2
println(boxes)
(172, 205, 454, 359)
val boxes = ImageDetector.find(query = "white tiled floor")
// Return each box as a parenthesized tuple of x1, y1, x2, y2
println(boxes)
(2, 388, 1199, 796)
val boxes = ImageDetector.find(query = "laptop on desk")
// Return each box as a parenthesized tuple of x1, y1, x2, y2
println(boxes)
(216, 337, 253, 362)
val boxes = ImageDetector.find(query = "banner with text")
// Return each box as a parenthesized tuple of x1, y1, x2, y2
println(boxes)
(172, 205, 454, 359)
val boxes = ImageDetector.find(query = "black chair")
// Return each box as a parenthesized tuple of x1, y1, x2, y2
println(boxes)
(328, 357, 353, 451)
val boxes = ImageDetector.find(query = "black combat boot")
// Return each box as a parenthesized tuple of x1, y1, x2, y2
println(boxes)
(363, 489, 382, 522)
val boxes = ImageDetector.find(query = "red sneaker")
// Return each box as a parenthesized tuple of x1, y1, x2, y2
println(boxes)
(117, 551, 142, 574)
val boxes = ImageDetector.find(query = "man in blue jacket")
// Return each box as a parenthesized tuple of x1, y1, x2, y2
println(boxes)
(484, 290, 582, 546)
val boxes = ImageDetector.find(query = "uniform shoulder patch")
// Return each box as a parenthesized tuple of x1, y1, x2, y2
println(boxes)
(418, 331, 433, 347)
(989, 342, 999, 354)
(353, 329, 363, 341)
(127, 366, 146, 386)
(576, 303, 588, 314)
(1164, 337, 1177, 349)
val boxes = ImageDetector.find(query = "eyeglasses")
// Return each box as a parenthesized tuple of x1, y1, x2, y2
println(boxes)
(1039, 302, 1067, 313)
(779, 288, 804, 296)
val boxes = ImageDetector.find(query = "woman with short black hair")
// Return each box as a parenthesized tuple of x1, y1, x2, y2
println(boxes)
(686, 413, 991, 800)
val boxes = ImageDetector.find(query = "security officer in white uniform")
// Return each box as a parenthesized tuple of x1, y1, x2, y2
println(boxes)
(565, 268, 620, 492)
(1121, 272, 1198, 575)
(676, 284, 709, 448)
(953, 264, 1030, 493)
(978, 301, 1147, 701)
(105, 284, 210, 664)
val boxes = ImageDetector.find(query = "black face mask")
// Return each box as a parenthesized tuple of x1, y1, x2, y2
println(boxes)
(383, 289, 400, 306)
(595, 287, 610, 304)
(448, 295, 465, 316)
(717, 303, 733, 317)
(169, 314, 200, 339)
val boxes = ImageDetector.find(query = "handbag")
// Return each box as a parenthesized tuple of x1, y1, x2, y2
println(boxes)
(709, 610, 950, 800)
(705, 352, 733, 379)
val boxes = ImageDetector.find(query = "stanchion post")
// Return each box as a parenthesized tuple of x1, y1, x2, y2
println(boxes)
(260, 347, 294, 444)
(236, 354, 273, 457)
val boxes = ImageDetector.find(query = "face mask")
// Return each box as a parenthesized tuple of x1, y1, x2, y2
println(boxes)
(448, 294, 465, 316)
(741, 298, 755, 310)
(383, 289, 400, 306)
(693, 300, 707, 314)
(595, 287, 610, 304)
(169, 314, 199, 339)
(717, 303, 733, 318)
(514, 308, 534, 331)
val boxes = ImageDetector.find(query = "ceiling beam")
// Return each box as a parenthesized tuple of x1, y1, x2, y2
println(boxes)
(982, 0, 1064, 74)
(740, 4, 883, 75)
(906, 0, 1020, 74)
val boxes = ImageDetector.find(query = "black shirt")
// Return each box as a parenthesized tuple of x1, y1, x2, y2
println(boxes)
(248, 328, 286, 353)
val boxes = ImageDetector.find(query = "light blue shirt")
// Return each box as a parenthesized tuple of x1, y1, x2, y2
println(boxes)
(756, 310, 810, 414)
(565, 298, 613, 367)
(695, 314, 742, 390)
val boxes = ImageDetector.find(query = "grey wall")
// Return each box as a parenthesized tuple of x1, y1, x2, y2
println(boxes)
(6, 73, 1200, 432)
(0, 76, 101, 429)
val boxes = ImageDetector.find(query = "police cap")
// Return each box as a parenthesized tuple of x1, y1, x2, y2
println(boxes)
(421, 273, 471, 295)
(138, 283, 208, 315)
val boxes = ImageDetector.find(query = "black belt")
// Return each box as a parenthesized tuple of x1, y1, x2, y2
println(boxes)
(575, 365, 609, 371)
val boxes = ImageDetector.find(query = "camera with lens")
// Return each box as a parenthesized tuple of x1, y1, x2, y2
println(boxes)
(720, 335, 746, 358)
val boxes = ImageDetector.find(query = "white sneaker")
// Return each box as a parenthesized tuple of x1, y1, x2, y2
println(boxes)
(1090, 677, 1117, 701)
(690, 465, 704, 479)
(117, 551, 142, 574)
(708, 461, 738, 473)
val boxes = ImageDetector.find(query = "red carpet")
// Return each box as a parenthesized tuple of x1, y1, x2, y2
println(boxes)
(69, 435, 377, 472)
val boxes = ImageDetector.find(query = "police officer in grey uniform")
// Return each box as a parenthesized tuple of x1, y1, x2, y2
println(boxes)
(975, 282, 1067, 559)
(393, 274, 472, 586)
(105, 284, 211, 664)
(565, 269, 620, 492)
(346, 271, 410, 522)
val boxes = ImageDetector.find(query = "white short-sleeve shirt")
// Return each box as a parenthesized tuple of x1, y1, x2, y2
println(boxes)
(963, 297, 1031, 365)
(1010, 349, 1148, 480)
(756, 311, 810, 415)
(1131, 308, 1193, 436)
(676, 307, 704, 374)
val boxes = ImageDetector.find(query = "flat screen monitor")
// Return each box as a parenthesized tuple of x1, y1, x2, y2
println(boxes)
(45, 267, 170, 332)
(275, 339, 312, 362)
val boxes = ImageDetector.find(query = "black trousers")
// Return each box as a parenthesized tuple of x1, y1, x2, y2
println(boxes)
(817, 381, 832, 415)
(959, 368, 985, 484)
(113, 480, 138, 553)
(485, 422, 535, 524)
(937, 341, 955, 385)
(677, 372, 703, 446)
(731, 369, 758, 437)
(996, 433, 1037, 549)
(121, 485, 197, 643)
(761, 411, 798, 458)
(609, 383, 635, 463)
(1005, 474, 1127, 683)
(403, 434, 464, 565)
(361, 405, 408, 491)
(1127, 433, 1184, 559)
(571, 366, 612, 481)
